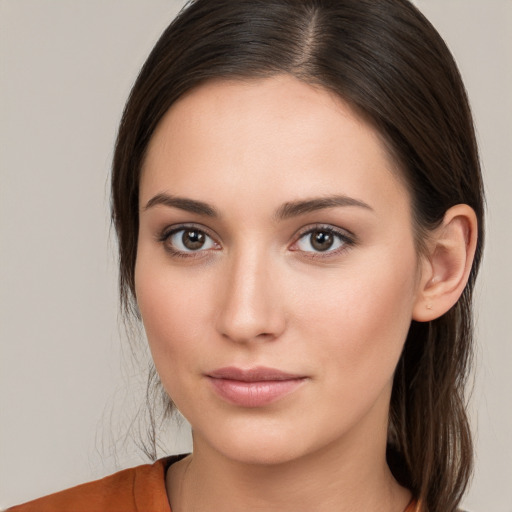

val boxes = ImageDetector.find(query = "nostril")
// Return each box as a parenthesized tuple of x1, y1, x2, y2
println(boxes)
(216, 308, 286, 344)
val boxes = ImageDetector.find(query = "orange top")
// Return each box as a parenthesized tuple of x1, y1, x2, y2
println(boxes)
(6, 456, 179, 512)
(404, 497, 419, 512)
(8, 455, 418, 512)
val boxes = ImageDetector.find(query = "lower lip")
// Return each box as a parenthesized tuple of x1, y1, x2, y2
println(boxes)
(207, 377, 307, 407)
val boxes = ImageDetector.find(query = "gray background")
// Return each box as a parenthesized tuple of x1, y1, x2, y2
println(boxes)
(1, 1, 511, 510)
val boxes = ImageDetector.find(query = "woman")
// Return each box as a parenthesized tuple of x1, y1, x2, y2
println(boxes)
(8, 0, 484, 511)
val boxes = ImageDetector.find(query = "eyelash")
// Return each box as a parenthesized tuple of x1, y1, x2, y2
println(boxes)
(157, 223, 356, 260)
(291, 225, 356, 259)
(157, 223, 219, 259)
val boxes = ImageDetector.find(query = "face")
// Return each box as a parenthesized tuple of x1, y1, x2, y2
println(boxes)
(136, 75, 423, 466)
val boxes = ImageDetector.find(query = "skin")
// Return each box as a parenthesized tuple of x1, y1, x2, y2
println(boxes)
(135, 75, 475, 512)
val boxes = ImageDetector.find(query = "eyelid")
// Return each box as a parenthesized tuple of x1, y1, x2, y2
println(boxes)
(158, 222, 218, 240)
(294, 223, 355, 240)
(289, 224, 356, 256)
(157, 223, 221, 258)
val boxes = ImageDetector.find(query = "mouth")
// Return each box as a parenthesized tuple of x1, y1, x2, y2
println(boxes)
(206, 366, 308, 407)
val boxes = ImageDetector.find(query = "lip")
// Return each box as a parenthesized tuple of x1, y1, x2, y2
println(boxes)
(206, 366, 308, 407)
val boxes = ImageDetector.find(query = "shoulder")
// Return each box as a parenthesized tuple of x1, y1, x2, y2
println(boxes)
(6, 455, 184, 512)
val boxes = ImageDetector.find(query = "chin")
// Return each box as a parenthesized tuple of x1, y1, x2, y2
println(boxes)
(192, 416, 338, 468)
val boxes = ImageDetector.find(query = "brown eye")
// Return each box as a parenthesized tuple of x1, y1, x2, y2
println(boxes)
(310, 231, 334, 251)
(182, 230, 206, 250)
(294, 227, 350, 254)
(165, 227, 217, 254)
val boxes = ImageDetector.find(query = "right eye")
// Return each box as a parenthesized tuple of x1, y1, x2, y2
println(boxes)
(160, 226, 219, 257)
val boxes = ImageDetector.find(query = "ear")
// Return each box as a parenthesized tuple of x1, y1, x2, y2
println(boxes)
(412, 204, 478, 322)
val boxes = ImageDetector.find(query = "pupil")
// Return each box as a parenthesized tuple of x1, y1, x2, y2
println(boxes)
(311, 231, 333, 251)
(183, 230, 205, 250)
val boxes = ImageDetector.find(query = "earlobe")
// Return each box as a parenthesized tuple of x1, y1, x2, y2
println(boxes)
(412, 204, 478, 322)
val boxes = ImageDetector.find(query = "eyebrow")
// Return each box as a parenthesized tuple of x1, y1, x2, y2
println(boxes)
(274, 195, 373, 220)
(144, 193, 218, 217)
(143, 193, 373, 219)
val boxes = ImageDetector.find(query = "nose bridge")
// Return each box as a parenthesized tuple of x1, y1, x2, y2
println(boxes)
(216, 243, 285, 343)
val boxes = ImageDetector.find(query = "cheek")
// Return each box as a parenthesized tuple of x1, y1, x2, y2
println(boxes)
(134, 265, 215, 416)
(134, 253, 209, 375)
(294, 250, 418, 397)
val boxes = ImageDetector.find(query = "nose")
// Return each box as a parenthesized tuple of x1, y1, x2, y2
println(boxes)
(215, 248, 286, 344)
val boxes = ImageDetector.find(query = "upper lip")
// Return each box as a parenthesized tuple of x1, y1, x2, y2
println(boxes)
(207, 366, 305, 382)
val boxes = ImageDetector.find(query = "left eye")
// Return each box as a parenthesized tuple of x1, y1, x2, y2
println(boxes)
(295, 228, 348, 253)
(166, 228, 217, 252)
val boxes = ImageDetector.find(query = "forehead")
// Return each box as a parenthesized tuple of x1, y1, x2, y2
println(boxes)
(140, 75, 409, 218)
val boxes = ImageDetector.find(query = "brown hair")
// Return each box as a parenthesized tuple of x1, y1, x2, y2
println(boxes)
(111, 1, 485, 510)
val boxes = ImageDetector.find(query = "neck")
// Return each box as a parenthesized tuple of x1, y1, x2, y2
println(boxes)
(167, 422, 411, 512)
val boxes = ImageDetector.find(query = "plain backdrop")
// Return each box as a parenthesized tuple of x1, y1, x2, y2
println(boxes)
(1, 0, 511, 510)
